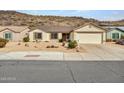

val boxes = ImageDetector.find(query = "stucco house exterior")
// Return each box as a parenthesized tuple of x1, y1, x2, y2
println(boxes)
(29, 23, 107, 44)
(0, 24, 123, 44)
(0, 23, 108, 44)
(29, 26, 73, 42)
(105, 27, 124, 41)
(0, 26, 30, 41)
(70, 23, 107, 44)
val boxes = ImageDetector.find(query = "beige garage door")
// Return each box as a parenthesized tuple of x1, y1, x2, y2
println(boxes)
(76, 33, 102, 44)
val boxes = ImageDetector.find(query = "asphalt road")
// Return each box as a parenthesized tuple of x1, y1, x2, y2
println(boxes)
(0, 60, 124, 83)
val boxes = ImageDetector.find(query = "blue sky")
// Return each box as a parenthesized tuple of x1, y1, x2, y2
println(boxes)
(17, 10, 124, 21)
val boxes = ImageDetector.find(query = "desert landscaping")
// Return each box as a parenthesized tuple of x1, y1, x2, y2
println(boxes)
(0, 41, 86, 53)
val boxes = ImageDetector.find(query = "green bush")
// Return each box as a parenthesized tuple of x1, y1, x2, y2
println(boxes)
(23, 36, 29, 42)
(59, 39, 63, 42)
(0, 38, 8, 48)
(68, 40, 77, 49)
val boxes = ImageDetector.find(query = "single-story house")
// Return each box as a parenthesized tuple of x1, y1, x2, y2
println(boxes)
(0, 23, 108, 44)
(70, 23, 107, 44)
(0, 26, 30, 41)
(29, 23, 107, 44)
(29, 26, 74, 42)
(105, 27, 124, 40)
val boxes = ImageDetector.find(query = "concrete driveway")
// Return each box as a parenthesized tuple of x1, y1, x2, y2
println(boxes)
(0, 44, 124, 61)
(79, 44, 124, 60)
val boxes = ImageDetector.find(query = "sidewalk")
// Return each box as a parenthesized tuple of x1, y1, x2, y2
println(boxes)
(0, 51, 123, 61)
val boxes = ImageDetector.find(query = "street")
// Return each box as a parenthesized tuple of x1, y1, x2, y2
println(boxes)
(0, 60, 124, 83)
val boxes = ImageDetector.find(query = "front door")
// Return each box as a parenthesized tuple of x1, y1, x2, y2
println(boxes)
(62, 33, 66, 41)
(62, 33, 69, 41)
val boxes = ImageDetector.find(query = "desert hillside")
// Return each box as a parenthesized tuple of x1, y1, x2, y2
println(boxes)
(0, 11, 124, 28)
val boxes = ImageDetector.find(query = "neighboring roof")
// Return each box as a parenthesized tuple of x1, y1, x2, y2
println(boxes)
(73, 22, 108, 32)
(0, 26, 29, 33)
(107, 28, 124, 32)
(30, 26, 74, 33)
(104, 26, 124, 32)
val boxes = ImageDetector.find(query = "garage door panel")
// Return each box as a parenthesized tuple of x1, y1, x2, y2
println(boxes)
(76, 33, 102, 44)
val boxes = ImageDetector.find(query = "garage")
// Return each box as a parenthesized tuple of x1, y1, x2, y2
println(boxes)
(76, 32, 103, 44)
(71, 23, 107, 44)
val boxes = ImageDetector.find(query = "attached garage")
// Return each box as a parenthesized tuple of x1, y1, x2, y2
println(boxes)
(76, 32, 103, 44)
(70, 23, 107, 44)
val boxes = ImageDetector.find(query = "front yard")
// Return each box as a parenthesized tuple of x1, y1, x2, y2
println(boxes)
(0, 42, 86, 53)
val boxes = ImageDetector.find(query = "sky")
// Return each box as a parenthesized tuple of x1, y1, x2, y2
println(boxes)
(17, 10, 124, 21)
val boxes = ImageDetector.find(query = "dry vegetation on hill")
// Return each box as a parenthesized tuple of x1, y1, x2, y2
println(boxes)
(0, 11, 124, 28)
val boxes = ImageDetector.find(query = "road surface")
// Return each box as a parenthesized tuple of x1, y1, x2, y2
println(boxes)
(0, 60, 124, 83)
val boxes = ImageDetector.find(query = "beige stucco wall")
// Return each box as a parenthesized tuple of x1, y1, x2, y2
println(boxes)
(19, 28, 30, 41)
(58, 33, 62, 39)
(0, 28, 29, 41)
(103, 32, 106, 42)
(70, 31, 75, 41)
(29, 29, 50, 42)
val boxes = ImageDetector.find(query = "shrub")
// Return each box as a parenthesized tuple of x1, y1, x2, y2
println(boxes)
(23, 36, 29, 42)
(0, 38, 8, 48)
(67, 40, 71, 42)
(106, 39, 112, 42)
(0, 38, 8, 43)
(59, 39, 63, 42)
(113, 40, 117, 42)
(68, 40, 77, 49)
(46, 45, 51, 48)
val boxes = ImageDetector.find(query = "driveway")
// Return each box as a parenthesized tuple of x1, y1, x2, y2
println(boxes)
(79, 44, 124, 60)
(0, 44, 124, 61)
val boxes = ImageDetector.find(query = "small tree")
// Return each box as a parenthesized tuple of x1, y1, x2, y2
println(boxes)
(68, 40, 77, 49)
(23, 36, 30, 42)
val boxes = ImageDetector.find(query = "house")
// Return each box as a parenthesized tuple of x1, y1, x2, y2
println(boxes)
(105, 27, 124, 41)
(0, 26, 30, 41)
(70, 23, 107, 44)
(0, 23, 108, 44)
(29, 26, 74, 42)
(29, 23, 107, 44)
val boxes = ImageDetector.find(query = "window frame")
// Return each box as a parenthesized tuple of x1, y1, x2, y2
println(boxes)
(4, 32, 12, 40)
(51, 33, 58, 39)
(34, 32, 42, 40)
(112, 33, 119, 40)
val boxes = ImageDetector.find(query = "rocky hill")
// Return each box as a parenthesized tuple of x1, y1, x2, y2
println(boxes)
(0, 10, 124, 28)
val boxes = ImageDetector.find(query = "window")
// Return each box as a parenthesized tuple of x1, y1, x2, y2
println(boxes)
(4, 32, 12, 40)
(51, 33, 58, 39)
(34, 32, 42, 39)
(112, 33, 119, 40)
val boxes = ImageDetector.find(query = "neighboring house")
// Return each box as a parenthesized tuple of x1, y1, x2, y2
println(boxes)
(0, 26, 30, 41)
(105, 27, 124, 40)
(29, 26, 73, 42)
(70, 23, 107, 44)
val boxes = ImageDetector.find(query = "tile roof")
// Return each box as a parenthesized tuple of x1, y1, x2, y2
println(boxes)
(0, 26, 29, 33)
(31, 26, 74, 33)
